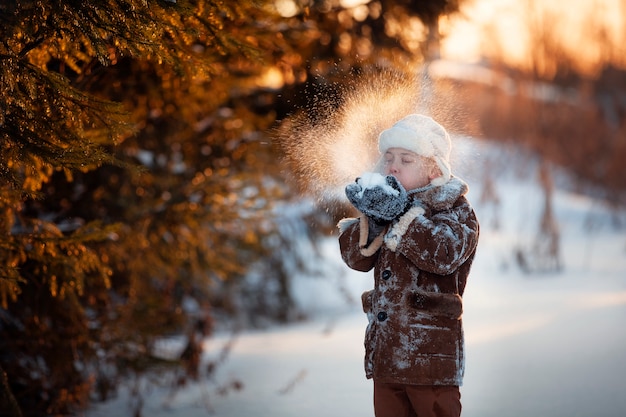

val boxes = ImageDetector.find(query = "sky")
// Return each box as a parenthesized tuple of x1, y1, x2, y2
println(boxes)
(440, 0, 626, 74)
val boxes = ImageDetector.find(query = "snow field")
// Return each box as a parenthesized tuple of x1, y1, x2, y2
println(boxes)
(87, 141, 626, 417)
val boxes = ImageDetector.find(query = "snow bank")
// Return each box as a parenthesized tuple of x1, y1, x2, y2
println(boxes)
(87, 140, 626, 417)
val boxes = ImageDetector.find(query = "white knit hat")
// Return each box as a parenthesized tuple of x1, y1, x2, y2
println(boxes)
(378, 114, 452, 186)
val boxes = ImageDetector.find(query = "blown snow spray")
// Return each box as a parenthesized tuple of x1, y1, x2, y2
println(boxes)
(276, 67, 466, 209)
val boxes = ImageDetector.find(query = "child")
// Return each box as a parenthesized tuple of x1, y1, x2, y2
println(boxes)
(338, 114, 479, 417)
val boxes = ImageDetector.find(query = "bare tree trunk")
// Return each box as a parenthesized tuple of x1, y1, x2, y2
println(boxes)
(419, 20, 441, 114)
(536, 160, 562, 271)
(514, 160, 562, 274)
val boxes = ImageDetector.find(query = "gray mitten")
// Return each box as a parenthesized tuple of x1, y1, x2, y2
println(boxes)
(345, 174, 409, 224)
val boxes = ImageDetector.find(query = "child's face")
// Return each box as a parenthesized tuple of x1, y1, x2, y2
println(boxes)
(382, 148, 439, 191)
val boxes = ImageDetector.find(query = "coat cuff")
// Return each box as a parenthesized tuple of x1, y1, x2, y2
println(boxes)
(337, 217, 359, 234)
(359, 215, 385, 257)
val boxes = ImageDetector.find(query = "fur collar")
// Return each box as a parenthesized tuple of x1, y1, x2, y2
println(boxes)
(408, 176, 468, 212)
(383, 177, 468, 252)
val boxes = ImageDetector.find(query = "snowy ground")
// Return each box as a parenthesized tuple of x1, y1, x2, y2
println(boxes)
(86, 142, 626, 417)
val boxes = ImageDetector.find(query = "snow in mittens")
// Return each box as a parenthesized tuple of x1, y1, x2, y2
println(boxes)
(356, 172, 399, 198)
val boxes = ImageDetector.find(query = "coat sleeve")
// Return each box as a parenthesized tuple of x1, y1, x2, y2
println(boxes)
(337, 216, 384, 272)
(386, 198, 479, 276)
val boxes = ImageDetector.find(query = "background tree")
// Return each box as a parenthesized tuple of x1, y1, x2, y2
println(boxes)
(1, 1, 294, 415)
(432, 0, 626, 273)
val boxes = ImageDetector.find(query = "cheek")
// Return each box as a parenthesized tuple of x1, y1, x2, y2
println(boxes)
(395, 173, 415, 189)
(408, 165, 425, 179)
(402, 166, 430, 189)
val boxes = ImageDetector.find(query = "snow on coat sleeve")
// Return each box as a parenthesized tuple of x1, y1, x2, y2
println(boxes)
(386, 196, 479, 276)
(338, 215, 385, 272)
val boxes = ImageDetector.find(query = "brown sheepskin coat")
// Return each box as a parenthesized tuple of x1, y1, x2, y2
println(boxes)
(338, 177, 479, 386)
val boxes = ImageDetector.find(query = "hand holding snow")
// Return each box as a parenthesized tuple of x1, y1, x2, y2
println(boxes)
(345, 172, 409, 224)
(353, 172, 400, 197)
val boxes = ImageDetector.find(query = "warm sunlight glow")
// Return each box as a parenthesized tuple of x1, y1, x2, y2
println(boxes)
(441, 0, 533, 65)
(339, 0, 371, 7)
(441, 0, 626, 74)
(275, 0, 299, 18)
(256, 67, 285, 89)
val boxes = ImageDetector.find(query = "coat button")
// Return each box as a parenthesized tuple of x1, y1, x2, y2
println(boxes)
(382, 270, 392, 280)
(377, 311, 388, 322)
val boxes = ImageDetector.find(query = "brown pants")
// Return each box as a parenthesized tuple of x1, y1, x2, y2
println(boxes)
(373, 381, 461, 417)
